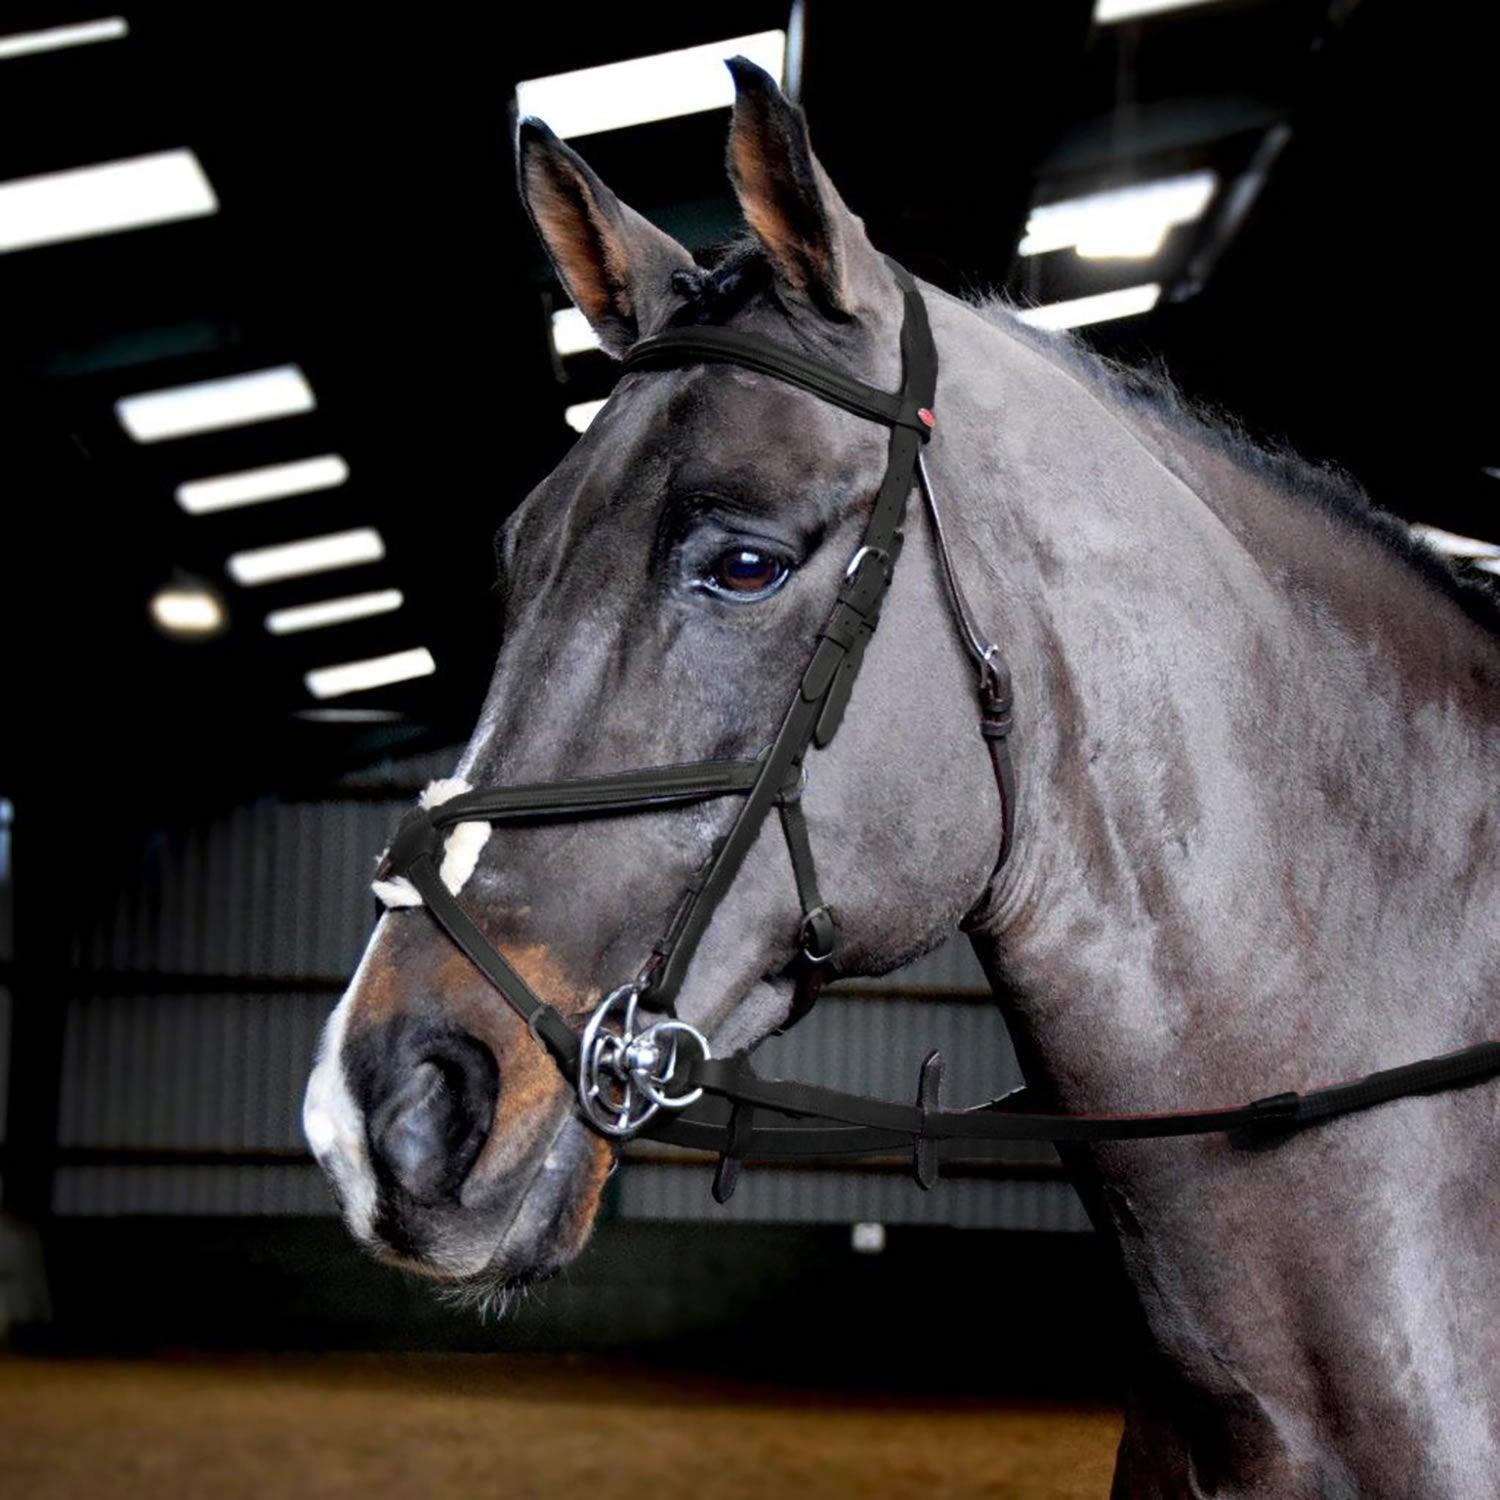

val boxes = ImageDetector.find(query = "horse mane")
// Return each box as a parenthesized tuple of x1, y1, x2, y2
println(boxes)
(982, 298, 1500, 642)
(665, 239, 1500, 641)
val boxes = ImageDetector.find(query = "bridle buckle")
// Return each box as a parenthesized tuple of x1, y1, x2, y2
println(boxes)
(577, 985, 711, 1138)
(843, 544, 893, 585)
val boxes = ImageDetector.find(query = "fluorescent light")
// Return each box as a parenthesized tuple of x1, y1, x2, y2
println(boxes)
(1095, 0, 1222, 22)
(517, 29, 786, 139)
(305, 647, 436, 700)
(150, 584, 225, 637)
(265, 589, 404, 635)
(1476, 559, 1500, 577)
(176, 454, 350, 515)
(1409, 524, 1500, 560)
(294, 707, 406, 722)
(564, 399, 607, 433)
(0, 148, 217, 255)
(117, 365, 315, 443)
(551, 306, 600, 357)
(227, 528, 385, 586)
(1017, 284, 1161, 331)
(1021, 171, 1217, 260)
(0, 16, 128, 59)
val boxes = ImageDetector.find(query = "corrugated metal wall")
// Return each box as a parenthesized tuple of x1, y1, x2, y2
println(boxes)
(0, 797, 12, 1201)
(36, 753, 1084, 1229)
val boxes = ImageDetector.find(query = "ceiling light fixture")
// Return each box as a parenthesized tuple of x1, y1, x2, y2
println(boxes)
(176, 454, 349, 514)
(564, 399, 607, 433)
(1021, 171, 1217, 260)
(117, 364, 315, 443)
(305, 647, 436, 700)
(0, 16, 128, 60)
(516, 29, 786, 139)
(227, 528, 384, 586)
(0, 148, 217, 255)
(149, 583, 226, 638)
(265, 589, 404, 635)
(1016, 283, 1162, 331)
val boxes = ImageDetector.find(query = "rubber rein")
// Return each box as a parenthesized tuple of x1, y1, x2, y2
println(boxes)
(376, 259, 1500, 1202)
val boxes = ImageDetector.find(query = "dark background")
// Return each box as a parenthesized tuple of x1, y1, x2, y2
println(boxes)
(0, 0, 1494, 1376)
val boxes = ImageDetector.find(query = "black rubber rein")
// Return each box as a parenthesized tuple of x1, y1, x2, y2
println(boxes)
(639, 1040, 1500, 1157)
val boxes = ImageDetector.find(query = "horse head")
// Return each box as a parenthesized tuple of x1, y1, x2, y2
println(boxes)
(302, 60, 1003, 1293)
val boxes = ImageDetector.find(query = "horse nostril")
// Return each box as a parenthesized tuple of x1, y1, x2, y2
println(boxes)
(367, 1034, 497, 1206)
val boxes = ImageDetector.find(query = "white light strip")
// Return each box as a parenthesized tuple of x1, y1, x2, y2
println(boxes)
(117, 364, 315, 443)
(1095, 0, 1222, 22)
(564, 398, 607, 433)
(177, 454, 350, 514)
(0, 148, 218, 255)
(265, 588, 404, 635)
(305, 647, 436, 700)
(1021, 171, 1217, 260)
(294, 707, 406, 722)
(0, 16, 128, 59)
(1016, 283, 1161, 331)
(1409, 523, 1500, 560)
(1477, 558, 1500, 577)
(517, 29, 786, 139)
(551, 306, 600, 358)
(227, 528, 385, 586)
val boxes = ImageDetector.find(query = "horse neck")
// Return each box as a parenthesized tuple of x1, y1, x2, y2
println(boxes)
(925, 295, 1500, 1112)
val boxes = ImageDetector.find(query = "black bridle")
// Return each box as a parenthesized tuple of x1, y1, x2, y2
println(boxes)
(377, 259, 1500, 1202)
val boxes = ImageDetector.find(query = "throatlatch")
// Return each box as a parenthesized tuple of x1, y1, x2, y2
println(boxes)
(376, 258, 1500, 1201)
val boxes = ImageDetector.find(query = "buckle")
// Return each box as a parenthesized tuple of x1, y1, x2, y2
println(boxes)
(800, 905, 837, 966)
(776, 762, 809, 804)
(843, 544, 892, 585)
(577, 985, 712, 1138)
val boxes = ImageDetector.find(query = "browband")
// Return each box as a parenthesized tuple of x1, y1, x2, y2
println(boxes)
(624, 325, 935, 436)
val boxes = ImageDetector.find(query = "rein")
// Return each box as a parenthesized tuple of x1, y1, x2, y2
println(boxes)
(377, 259, 1500, 1202)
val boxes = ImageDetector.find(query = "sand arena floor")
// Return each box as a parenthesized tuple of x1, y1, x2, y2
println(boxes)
(1, 1352, 1121, 1499)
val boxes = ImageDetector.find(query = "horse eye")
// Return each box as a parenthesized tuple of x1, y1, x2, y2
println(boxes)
(707, 546, 789, 599)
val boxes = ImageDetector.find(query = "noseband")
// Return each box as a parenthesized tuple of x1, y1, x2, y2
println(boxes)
(377, 260, 1500, 1200)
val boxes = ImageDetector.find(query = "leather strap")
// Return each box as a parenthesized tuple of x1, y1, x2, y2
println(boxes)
(639, 259, 940, 1010)
(624, 326, 932, 436)
(426, 761, 761, 829)
(637, 1040, 1500, 1159)
(400, 849, 581, 1071)
(774, 791, 835, 1035)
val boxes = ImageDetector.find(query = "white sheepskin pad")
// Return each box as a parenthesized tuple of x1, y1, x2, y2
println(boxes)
(372, 777, 492, 910)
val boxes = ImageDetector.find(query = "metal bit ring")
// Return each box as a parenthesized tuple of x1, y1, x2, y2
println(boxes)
(577, 985, 711, 1138)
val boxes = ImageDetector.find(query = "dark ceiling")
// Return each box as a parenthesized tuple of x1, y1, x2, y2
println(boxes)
(2, 0, 1495, 827)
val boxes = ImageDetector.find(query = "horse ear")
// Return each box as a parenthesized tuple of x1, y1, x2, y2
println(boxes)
(725, 57, 886, 318)
(516, 118, 695, 358)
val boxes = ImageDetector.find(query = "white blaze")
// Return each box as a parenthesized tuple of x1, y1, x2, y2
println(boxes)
(302, 934, 384, 1240)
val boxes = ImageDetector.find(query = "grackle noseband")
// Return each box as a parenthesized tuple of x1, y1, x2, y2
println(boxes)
(375, 260, 1500, 1202)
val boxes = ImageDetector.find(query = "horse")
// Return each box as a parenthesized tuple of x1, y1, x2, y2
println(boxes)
(303, 58, 1500, 1496)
